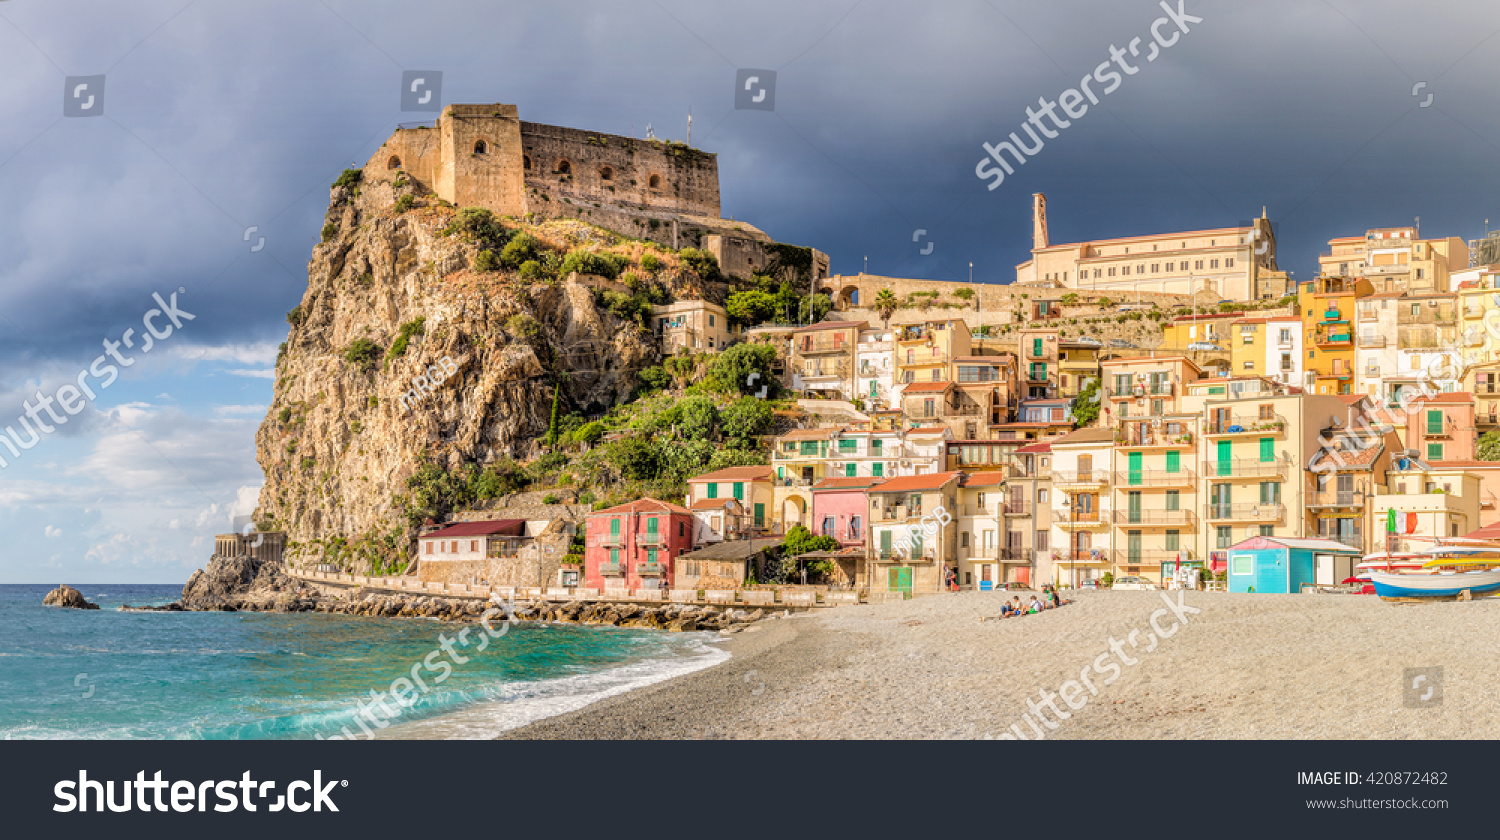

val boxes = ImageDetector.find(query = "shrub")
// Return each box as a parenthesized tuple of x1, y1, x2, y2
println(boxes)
(499, 232, 543, 268)
(707, 343, 779, 397)
(571, 421, 605, 446)
(343, 338, 382, 373)
(441, 207, 507, 246)
(726, 290, 778, 326)
(678, 248, 720, 281)
(952, 288, 975, 300)
(506, 313, 542, 341)
(518, 260, 545, 280)
(638, 366, 671, 391)
(300, 457, 316, 471)
(386, 318, 425, 361)
(721, 397, 773, 448)
(558, 248, 622, 280)
(349, 419, 363, 435)
(473, 249, 499, 271)
(641, 253, 662, 272)
(321, 222, 338, 242)
(394, 194, 415, 213)
(607, 437, 661, 480)
(278, 407, 293, 424)
(286, 305, 303, 327)
(332, 169, 362, 189)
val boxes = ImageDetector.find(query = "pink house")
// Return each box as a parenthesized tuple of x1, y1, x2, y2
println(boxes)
(810, 477, 878, 547)
(1404, 392, 1477, 463)
(585, 499, 695, 591)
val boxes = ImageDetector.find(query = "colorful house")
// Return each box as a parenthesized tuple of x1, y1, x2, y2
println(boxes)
(1224, 536, 1361, 594)
(686, 465, 775, 535)
(810, 476, 879, 548)
(417, 520, 528, 584)
(584, 499, 695, 591)
(865, 471, 962, 596)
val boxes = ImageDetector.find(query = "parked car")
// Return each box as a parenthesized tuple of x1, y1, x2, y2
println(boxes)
(1111, 576, 1159, 591)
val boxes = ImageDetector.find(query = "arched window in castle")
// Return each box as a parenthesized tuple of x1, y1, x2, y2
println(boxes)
(387, 155, 402, 170)
(555, 159, 571, 176)
(473, 139, 488, 155)
(598, 166, 614, 182)
(648, 173, 662, 189)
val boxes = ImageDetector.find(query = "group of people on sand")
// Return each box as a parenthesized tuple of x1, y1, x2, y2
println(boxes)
(999, 585, 1067, 618)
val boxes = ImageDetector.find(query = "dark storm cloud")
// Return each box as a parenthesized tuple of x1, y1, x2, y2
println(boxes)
(2, 0, 1499, 373)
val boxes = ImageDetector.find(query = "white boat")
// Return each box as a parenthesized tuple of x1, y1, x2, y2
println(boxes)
(1355, 553, 1427, 580)
(1369, 567, 1500, 599)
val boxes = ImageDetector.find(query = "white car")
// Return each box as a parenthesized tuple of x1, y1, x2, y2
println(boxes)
(1111, 576, 1159, 591)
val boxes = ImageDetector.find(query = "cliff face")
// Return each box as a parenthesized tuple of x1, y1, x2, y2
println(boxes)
(255, 172, 694, 566)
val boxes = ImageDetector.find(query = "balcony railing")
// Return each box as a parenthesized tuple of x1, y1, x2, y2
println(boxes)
(1359, 335, 1387, 347)
(1115, 430, 1195, 448)
(1052, 469, 1108, 487)
(1107, 383, 1174, 399)
(593, 534, 623, 547)
(598, 561, 623, 575)
(1203, 503, 1286, 522)
(1114, 549, 1196, 566)
(1206, 414, 1286, 436)
(635, 533, 665, 546)
(797, 338, 852, 354)
(1002, 500, 1032, 516)
(1112, 509, 1196, 526)
(1114, 468, 1196, 486)
(1204, 459, 1290, 479)
(1307, 490, 1358, 507)
(999, 547, 1032, 563)
(637, 562, 664, 576)
(960, 503, 999, 517)
(1315, 534, 1365, 552)
(1055, 509, 1107, 528)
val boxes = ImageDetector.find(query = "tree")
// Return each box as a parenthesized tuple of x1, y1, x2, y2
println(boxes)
(721, 397, 774, 449)
(726, 290, 778, 326)
(1070, 378, 1101, 426)
(781, 525, 839, 557)
(638, 366, 671, 392)
(873, 288, 899, 327)
(706, 343, 779, 397)
(1060, 292, 1079, 306)
(798, 293, 832, 323)
(1480, 431, 1500, 461)
(675, 396, 720, 441)
(607, 437, 661, 480)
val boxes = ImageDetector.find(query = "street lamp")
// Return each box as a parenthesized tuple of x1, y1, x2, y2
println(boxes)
(1060, 493, 1076, 588)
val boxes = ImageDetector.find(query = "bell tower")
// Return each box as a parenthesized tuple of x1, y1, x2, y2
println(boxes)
(1032, 192, 1049, 250)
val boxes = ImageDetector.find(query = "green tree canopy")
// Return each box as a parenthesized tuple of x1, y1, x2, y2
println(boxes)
(1479, 430, 1500, 461)
(706, 343, 779, 397)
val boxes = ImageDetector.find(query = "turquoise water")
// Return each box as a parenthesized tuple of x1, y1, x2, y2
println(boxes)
(0, 584, 725, 740)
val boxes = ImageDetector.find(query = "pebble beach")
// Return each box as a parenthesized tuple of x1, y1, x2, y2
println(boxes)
(502, 589, 1500, 739)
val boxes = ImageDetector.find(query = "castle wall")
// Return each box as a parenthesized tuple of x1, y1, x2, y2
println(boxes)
(519, 122, 720, 218)
(445, 104, 526, 215)
(370, 128, 441, 189)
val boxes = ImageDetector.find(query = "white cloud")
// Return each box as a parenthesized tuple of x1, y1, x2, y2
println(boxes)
(44, 525, 61, 538)
(214, 404, 268, 416)
(225, 368, 276, 379)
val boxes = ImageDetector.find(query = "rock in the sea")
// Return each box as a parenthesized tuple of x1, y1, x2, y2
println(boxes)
(179, 553, 293, 611)
(42, 585, 100, 610)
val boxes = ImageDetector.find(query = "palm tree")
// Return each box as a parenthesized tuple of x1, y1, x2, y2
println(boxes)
(874, 288, 899, 328)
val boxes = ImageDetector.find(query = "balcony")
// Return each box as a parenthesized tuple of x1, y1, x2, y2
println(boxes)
(1002, 500, 1032, 516)
(1206, 414, 1287, 436)
(1026, 370, 1052, 385)
(1307, 490, 1358, 508)
(635, 533, 665, 546)
(1114, 429, 1195, 449)
(1114, 549, 1196, 566)
(1052, 469, 1108, 489)
(1315, 534, 1366, 552)
(593, 533, 623, 547)
(1203, 503, 1286, 522)
(1359, 335, 1387, 347)
(999, 547, 1033, 563)
(1107, 383, 1174, 400)
(1113, 468, 1196, 487)
(1112, 509, 1196, 526)
(636, 562, 664, 576)
(959, 503, 999, 518)
(598, 561, 623, 575)
(796, 338, 852, 355)
(1054, 509, 1109, 530)
(1313, 328, 1353, 348)
(874, 505, 921, 522)
(1204, 458, 1290, 480)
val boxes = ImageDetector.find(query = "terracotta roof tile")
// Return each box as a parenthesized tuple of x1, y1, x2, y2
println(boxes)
(422, 520, 526, 539)
(688, 465, 774, 482)
(869, 471, 962, 492)
(590, 498, 694, 516)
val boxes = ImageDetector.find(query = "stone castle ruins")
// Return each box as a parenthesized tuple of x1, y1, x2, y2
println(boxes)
(367, 103, 829, 281)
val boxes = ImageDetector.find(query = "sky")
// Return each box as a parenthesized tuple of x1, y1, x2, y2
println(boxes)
(1, 0, 1498, 582)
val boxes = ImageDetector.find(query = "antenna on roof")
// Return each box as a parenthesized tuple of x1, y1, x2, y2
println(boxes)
(686, 107, 692, 146)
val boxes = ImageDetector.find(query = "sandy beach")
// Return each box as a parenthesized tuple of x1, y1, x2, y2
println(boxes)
(502, 589, 1500, 739)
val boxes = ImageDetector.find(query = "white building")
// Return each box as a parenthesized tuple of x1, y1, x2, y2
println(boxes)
(1263, 316, 1304, 389)
(855, 327, 895, 410)
(1355, 294, 1401, 400)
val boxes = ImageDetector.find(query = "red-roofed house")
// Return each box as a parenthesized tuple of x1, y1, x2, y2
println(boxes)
(585, 499, 695, 591)
(866, 471, 962, 595)
(686, 465, 775, 539)
(811, 476, 880, 549)
(418, 520, 529, 584)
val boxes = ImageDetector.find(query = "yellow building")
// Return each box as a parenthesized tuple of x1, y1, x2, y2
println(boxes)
(1318, 228, 1468, 295)
(893, 318, 972, 394)
(1229, 317, 1271, 378)
(1373, 464, 1483, 545)
(1058, 339, 1102, 401)
(1299, 276, 1371, 395)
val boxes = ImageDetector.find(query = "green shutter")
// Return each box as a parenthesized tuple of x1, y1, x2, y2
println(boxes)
(1127, 452, 1142, 485)
(872, 462, 884, 477)
(733, 482, 744, 500)
(1033, 338, 1043, 357)
(1165, 450, 1180, 473)
(839, 439, 856, 451)
(1165, 490, 1179, 511)
(610, 518, 620, 536)
(610, 547, 619, 563)
(1216, 441, 1232, 476)
(1259, 438, 1274, 462)
(754, 503, 765, 527)
(1428, 443, 1443, 460)
(707, 483, 717, 499)
(880, 530, 893, 555)
(846, 463, 857, 477)
(647, 547, 657, 564)
(647, 517, 658, 535)
(1165, 530, 1179, 551)
(1427, 410, 1443, 435)
(1127, 491, 1142, 523)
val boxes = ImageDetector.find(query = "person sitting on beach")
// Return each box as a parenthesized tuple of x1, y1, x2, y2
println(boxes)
(1049, 589, 1062, 608)
(1029, 595, 1046, 613)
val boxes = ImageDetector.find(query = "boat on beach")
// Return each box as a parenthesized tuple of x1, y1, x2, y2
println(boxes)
(1368, 543, 1500, 600)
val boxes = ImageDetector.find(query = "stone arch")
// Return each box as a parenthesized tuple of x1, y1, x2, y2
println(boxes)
(555, 159, 572, 175)
(386, 155, 402, 170)
(598, 165, 614, 182)
(838, 285, 861, 310)
(781, 496, 807, 530)
(473, 139, 488, 154)
(648, 173, 662, 189)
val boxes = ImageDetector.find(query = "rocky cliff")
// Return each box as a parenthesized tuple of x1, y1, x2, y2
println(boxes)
(254, 167, 709, 570)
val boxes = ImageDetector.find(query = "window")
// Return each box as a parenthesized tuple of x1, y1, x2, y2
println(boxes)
(1210, 259, 1220, 269)
(598, 165, 613, 181)
(872, 462, 883, 477)
(647, 547, 658, 565)
(1232, 554, 1253, 575)
(1258, 525, 1274, 537)
(1226, 258, 1234, 268)
(1426, 410, 1443, 435)
(733, 482, 745, 500)
(707, 483, 717, 500)
(1036, 530, 1049, 551)
(708, 314, 715, 327)
(1259, 482, 1281, 504)
(1166, 490, 1179, 511)
(1216, 526, 1232, 549)
(473, 139, 488, 154)
(1195, 260, 1204, 270)
(1165, 450, 1180, 473)
(470, 540, 478, 552)
(1165, 531, 1179, 550)
(1166, 262, 1175, 271)
(1428, 442, 1444, 460)
(1260, 438, 1274, 462)
(555, 159, 571, 175)
(609, 547, 619, 564)
(1038, 489, 1049, 503)
(450, 541, 458, 553)
(425, 542, 433, 554)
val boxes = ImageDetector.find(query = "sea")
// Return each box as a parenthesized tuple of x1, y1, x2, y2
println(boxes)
(0, 584, 728, 740)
